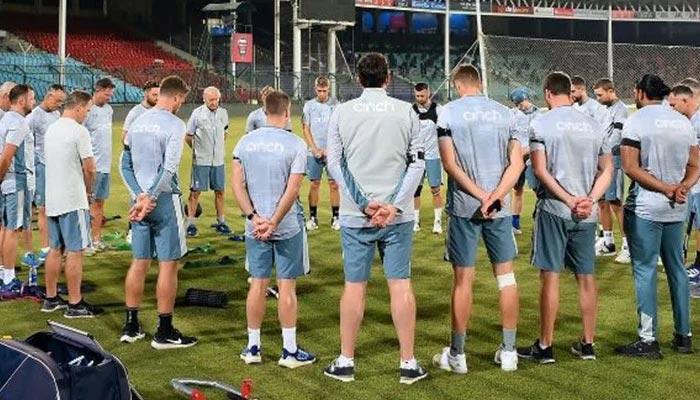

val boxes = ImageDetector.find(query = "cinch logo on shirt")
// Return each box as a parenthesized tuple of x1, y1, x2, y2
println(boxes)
(655, 119, 686, 130)
(313, 115, 330, 124)
(462, 110, 501, 122)
(246, 142, 284, 153)
(131, 124, 161, 134)
(555, 121, 593, 132)
(352, 101, 396, 113)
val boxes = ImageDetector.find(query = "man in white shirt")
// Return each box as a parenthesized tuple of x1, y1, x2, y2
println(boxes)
(42, 90, 101, 318)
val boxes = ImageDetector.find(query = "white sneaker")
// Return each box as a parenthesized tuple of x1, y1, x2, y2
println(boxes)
(306, 218, 319, 231)
(615, 248, 631, 264)
(432, 220, 443, 234)
(93, 241, 107, 252)
(331, 217, 340, 231)
(594, 237, 606, 253)
(240, 345, 262, 365)
(512, 227, 523, 235)
(657, 257, 663, 267)
(84, 247, 97, 257)
(690, 284, 700, 299)
(126, 230, 132, 244)
(494, 347, 518, 372)
(432, 347, 467, 374)
(413, 222, 421, 232)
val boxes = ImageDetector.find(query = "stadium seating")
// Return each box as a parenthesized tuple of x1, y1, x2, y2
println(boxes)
(0, 52, 142, 103)
(0, 13, 195, 97)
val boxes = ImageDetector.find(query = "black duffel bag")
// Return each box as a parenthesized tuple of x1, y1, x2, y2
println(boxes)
(0, 320, 143, 400)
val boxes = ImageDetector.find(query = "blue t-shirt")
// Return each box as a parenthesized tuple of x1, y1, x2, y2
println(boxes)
(438, 95, 519, 219)
(26, 105, 60, 165)
(0, 110, 35, 194)
(623, 104, 696, 222)
(302, 98, 339, 151)
(233, 127, 307, 240)
(83, 103, 114, 173)
(123, 108, 186, 198)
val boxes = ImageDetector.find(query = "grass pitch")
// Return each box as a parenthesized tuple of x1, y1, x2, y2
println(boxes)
(2, 113, 700, 400)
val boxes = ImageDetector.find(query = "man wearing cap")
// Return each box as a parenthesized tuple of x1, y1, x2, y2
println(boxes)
(508, 88, 539, 235)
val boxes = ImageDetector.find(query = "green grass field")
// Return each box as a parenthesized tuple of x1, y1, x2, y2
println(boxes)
(3, 113, 700, 400)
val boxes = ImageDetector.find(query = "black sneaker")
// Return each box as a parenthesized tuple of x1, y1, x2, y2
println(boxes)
(323, 358, 355, 383)
(150, 328, 198, 350)
(40, 296, 68, 313)
(400, 363, 428, 385)
(571, 340, 596, 360)
(517, 339, 556, 364)
(63, 300, 104, 319)
(671, 334, 693, 354)
(615, 338, 662, 359)
(120, 323, 146, 344)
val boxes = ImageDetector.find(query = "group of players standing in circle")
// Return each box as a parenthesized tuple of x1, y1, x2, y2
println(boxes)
(1, 49, 699, 385)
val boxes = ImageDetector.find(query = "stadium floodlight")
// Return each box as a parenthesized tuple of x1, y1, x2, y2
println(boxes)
(201, 1, 252, 13)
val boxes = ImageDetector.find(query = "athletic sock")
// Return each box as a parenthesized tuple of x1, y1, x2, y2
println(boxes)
(434, 207, 443, 222)
(623, 237, 629, 250)
(331, 207, 339, 218)
(282, 327, 298, 353)
(0, 266, 4, 282)
(603, 231, 614, 246)
(187, 217, 195, 227)
(68, 298, 84, 308)
(512, 214, 521, 229)
(218, 216, 225, 224)
(503, 329, 516, 352)
(309, 206, 318, 220)
(3, 268, 15, 285)
(126, 307, 139, 326)
(247, 328, 261, 349)
(400, 358, 417, 369)
(337, 354, 354, 367)
(157, 313, 173, 333)
(415, 209, 421, 223)
(41, 247, 50, 253)
(450, 331, 465, 356)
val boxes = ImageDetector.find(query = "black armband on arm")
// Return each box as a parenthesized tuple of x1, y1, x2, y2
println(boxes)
(407, 151, 425, 164)
(437, 128, 452, 138)
(620, 138, 641, 149)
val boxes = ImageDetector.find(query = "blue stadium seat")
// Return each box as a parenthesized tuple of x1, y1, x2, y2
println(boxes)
(0, 52, 142, 102)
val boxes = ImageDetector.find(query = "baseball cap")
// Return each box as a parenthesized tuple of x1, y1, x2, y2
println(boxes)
(509, 87, 530, 105)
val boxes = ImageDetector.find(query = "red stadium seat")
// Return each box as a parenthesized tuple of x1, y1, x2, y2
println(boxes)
(0, 12, 194, 87)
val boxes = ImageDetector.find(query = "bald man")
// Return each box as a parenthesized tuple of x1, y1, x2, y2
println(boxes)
(0, 82, 17, 120)
(185, 87, 231, 237)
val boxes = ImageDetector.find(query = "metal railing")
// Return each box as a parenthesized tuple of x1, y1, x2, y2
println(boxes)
(0, 62, 417, 103)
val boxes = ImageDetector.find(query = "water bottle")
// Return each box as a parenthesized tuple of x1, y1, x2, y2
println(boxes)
(28, 265, 37, 287)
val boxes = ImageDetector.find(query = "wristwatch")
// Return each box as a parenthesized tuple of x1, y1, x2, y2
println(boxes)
(247, 210, 257, 220)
